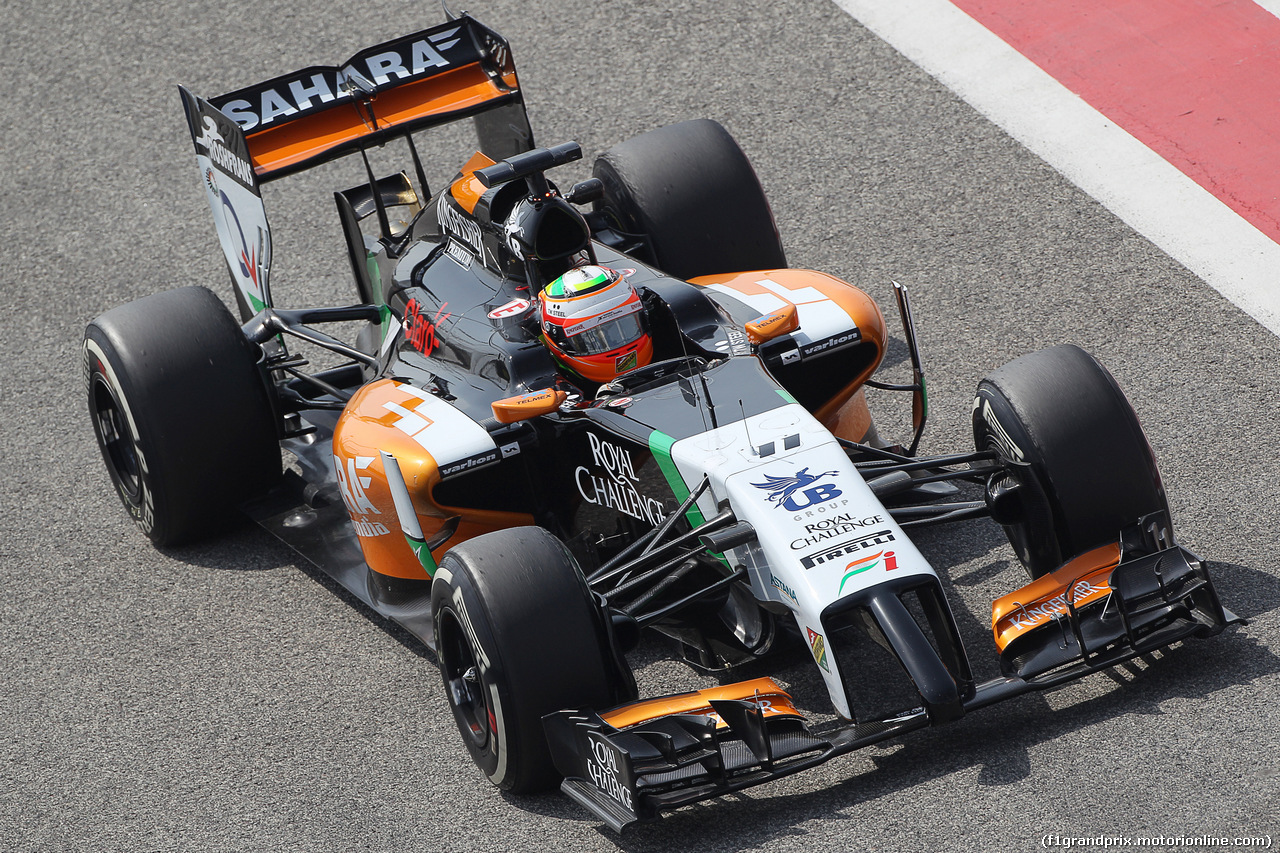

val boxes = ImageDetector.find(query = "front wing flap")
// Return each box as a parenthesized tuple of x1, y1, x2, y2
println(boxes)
(994, 543, 1240, 682)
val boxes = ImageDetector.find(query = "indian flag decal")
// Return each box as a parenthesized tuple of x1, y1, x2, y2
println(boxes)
(838, 550, 898, 595)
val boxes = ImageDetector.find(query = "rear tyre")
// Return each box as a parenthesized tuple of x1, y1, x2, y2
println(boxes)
(83, 286, 280, 547)
(593, 119, 786, 280)
(431, 526, 619, 793)
(973, 345, 1168, 579)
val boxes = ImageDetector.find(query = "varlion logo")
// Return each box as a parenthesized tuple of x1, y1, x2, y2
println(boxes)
(801, 329, 861, 357)
(439, 449, 500, 478)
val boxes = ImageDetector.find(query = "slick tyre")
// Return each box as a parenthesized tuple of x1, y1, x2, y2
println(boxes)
(593, 119, 786, 280)
(432, 527, 617, 794)
(84, 286, 280, 547)
(973, 344, 1169, 579)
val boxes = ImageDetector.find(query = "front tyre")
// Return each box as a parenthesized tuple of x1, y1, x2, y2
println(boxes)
(84, 286, 280, 547)
(973, 344, 1169, 579)
(431, 527, 620, 793)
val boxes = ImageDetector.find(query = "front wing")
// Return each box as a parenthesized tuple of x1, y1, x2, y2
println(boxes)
(544, 543, 1240, 831)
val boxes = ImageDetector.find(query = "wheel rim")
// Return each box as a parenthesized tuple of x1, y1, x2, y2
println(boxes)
(981, 439, 1056, 578)
(439, 609, 492, 751)
(91, 374, 142, 503)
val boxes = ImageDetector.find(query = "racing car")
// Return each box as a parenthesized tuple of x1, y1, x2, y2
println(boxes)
(83, 12, 1239, 831)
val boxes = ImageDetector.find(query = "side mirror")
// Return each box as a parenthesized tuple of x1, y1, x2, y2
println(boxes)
(745, 303, 799, 345)
(491, 388, 568, 424)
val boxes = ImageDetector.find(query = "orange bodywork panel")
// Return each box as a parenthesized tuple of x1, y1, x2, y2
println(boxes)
(601, 677, 802, 730)
(689, 269, 887, 436)
(821, 387, 874, 445)
(243, 65, 518, 179)
(450, 151, 498, 214)
(991, 544, 1122, 652)
(332, 378, 533, 579)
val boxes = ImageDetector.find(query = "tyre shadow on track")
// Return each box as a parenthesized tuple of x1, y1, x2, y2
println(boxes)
(164, 522, 438, 662)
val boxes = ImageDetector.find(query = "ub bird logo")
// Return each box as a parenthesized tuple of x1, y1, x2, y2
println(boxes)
(751, 467, 842, 511)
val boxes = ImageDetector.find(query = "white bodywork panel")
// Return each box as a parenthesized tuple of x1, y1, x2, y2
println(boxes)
(666, 404, 937, 719)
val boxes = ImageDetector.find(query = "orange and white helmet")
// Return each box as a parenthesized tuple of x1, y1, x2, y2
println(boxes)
(539, 265, 653, 384)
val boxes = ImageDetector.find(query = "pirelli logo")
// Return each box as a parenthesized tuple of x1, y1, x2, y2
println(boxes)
(801, 529, 896, 570)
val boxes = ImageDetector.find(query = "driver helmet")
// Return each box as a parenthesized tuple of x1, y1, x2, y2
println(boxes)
(539, 265, 653, 384)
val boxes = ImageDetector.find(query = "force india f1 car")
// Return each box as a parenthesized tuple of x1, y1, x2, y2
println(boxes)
(84, 14, 1240, 831)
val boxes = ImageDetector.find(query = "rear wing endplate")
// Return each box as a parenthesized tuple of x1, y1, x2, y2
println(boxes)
(180, 86, 273, 315)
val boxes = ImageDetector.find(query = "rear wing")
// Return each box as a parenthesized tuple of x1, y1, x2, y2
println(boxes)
(209, 15, 532, 181)
(179, 14, 534, 314)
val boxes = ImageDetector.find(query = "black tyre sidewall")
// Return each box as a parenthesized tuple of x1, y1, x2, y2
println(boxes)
(83, 286, 279, 546)
(973, 344, 1169, 578)
(593, 119, 786, 280)
(431, 526, 615, 794)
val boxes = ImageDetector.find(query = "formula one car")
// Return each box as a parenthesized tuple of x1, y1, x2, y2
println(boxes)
(83, 13, 1239, 831)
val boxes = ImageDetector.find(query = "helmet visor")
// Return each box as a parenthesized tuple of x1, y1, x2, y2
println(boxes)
(563, 311, 645, 356)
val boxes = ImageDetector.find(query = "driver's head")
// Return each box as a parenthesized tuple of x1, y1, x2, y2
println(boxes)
(538, 265, 653, 384)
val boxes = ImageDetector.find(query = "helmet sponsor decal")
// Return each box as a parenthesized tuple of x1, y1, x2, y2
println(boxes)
(565, 300, 642, 336)
(614, 350, 639, 374)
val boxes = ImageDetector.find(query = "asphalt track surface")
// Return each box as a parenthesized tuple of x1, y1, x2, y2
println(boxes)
(4, 1, 1279, 850)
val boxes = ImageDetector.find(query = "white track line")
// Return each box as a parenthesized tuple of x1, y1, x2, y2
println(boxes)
(832, 0, 1280, 336)
(1256, 0, 1280, 19)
